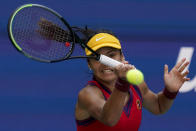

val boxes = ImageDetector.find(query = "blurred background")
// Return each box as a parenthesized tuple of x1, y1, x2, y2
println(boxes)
(0, 0, 196, 131)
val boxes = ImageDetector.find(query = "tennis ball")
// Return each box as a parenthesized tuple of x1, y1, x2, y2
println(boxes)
(126, 69, 144, 85)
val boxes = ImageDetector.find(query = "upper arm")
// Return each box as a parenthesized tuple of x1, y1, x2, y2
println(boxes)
(78, 86, 106, 120)
(138, 81, 161, 115)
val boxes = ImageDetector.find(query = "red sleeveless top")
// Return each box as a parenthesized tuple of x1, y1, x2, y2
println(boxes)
(76, 78, 143, 131)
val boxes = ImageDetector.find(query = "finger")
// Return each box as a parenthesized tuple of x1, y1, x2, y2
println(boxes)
(122, 61, 129, 64)
(175, 58, 186, 70)
(178, 61, 190, 72)
(184, 78, 190, 81)
(182, 70, 189, 78)
(164, 64, 169, 75)
(124, 64, 134, 70)
(122, 64, 130, 71)
(115, 64, 123, 70)
(115, 64, 124, 70)
(131, 65, 136, 70)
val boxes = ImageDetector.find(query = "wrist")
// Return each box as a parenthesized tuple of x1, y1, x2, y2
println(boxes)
(115, 78, 130, 92)
(163, 87, 178, 99)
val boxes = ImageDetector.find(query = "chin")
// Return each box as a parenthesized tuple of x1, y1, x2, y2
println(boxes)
(100, 74, 117, 82)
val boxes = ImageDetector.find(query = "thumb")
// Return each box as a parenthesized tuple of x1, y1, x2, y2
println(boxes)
(164, 64, 169, 75)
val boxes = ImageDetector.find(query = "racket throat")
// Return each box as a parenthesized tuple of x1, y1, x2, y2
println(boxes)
(99, 54, 122, 68)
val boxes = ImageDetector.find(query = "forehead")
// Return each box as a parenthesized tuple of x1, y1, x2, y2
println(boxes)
(96, 47, 120, 54)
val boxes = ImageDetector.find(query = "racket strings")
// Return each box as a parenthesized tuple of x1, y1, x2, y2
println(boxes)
(37, 18, 73, 43)
(10, 5, 76, 62)
(34, 16, 74, 60)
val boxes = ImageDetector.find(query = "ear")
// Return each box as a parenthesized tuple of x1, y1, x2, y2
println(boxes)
(88, 64, 92, 70)
(87, 59, 92, 70)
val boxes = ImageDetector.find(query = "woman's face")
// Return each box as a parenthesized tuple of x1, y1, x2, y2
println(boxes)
(88, 47, 123, 82)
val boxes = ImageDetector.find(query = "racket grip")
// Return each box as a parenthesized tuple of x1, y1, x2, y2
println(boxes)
(99, 54, 122, 68)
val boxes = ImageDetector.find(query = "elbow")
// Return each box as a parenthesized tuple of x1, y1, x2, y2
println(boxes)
(151, 109, 167, 115)
(158, 110, 167, 115)
(104, 119, 118, 127)
(102, 116, 119, 127)
(152, 111, 162, 115)
(154, 99, 168, 115)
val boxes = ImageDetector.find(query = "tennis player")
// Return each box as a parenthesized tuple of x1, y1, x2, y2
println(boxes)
(75, 30, 190, 131)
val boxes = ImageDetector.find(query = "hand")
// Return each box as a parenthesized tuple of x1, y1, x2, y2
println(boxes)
(164, 58, 190, 92)
(115, 61, 135, 80)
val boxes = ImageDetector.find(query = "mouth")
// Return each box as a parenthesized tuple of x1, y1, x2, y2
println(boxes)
(102, 69, 114, 74)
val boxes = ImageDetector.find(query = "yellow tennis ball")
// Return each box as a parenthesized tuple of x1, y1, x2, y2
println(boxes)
(126, 69, 144, 85)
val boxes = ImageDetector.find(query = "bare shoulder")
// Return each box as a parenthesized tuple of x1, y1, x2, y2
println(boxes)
(75, 85, 105, 120)
(78, 85, 104, 106)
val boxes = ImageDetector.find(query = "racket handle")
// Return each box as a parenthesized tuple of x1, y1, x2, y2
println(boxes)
(99, 54, 122, 68)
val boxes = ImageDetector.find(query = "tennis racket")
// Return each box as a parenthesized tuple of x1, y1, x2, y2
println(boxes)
(8, 4, 121, 67)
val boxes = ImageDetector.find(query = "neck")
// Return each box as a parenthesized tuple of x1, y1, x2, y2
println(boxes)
(93, 76, 117, 91)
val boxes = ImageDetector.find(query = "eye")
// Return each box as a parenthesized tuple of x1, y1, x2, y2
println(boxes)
(108, 53, 116, 58)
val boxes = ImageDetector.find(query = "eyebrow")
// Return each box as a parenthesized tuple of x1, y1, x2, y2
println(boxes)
(105, 49, 118, 54)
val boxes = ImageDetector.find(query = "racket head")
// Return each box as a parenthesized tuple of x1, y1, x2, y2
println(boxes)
(8, 4, 75, 63)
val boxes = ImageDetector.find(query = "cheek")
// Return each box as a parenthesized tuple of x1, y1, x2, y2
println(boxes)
(113, 55, 122, 62)
(89, 61, 100, 72)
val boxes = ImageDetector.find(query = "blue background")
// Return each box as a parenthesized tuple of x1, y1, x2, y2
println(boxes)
(0, 0, 196, 131)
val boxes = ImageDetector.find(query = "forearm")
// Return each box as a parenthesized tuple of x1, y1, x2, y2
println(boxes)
(157, 91, 174, 114)
(98, 78, 130, 126)
(79, 78, 130, 127)
(100, 88, 128, 126)
(142, 82, 177, 115)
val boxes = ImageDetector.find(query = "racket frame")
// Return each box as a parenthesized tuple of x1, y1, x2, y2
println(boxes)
(8, 4, 76, 63)
(8, 4, 122, 68)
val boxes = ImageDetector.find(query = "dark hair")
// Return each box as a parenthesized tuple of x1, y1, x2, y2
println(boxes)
(72, 26, 115, 46)
(71, 26, 117, 64)
(37, 19, 115, 46)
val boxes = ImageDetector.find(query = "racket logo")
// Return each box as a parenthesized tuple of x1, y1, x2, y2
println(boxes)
(96, 37, 105, 41)
(65, 42, 70, 47)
